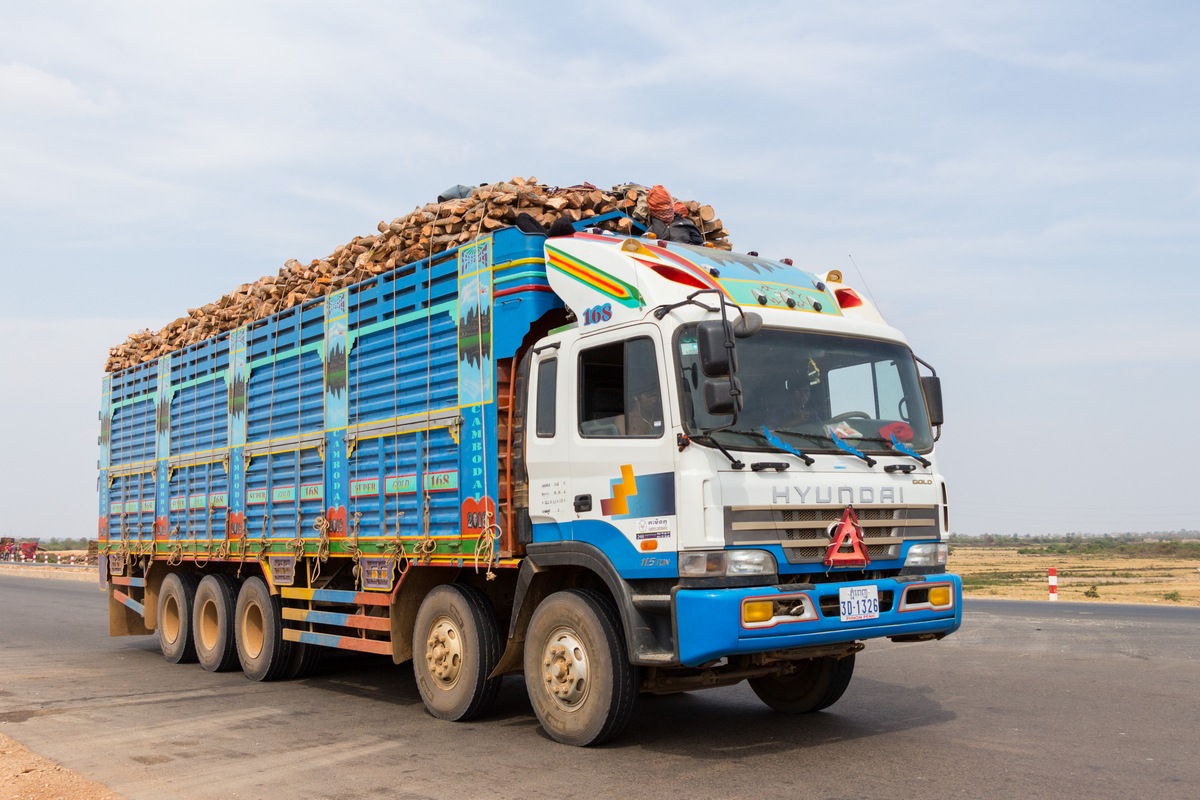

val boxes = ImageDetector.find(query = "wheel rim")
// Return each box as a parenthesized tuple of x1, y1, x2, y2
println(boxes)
(241, 602, 264, 659)
(199, 597, 219, 651)
(425, 615, 463, 689)
(162, 593, 180, 645)
(540, 626, 590, 712)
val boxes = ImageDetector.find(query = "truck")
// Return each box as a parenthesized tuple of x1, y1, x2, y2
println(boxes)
(99, 206, 961, 746)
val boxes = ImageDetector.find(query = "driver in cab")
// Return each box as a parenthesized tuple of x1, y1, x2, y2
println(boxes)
(765, 375, 820, 430)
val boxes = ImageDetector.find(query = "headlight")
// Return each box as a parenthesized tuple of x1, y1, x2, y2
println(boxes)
(905, 543, 948, 568)
(679, 549, 777, 577)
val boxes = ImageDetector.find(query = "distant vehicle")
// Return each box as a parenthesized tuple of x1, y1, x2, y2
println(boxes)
(1, 538, 43, 560)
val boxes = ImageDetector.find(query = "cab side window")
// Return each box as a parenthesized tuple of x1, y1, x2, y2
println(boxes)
(579, 338, 663, 438)
(535, 358, 557, 437)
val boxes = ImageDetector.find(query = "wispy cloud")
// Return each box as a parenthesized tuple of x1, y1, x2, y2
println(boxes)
(0, 62, 110, 115)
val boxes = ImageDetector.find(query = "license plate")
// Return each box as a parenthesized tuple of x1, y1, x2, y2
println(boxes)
(839, 585, 880, 621)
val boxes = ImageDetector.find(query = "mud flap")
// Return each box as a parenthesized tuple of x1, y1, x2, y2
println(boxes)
(108, 585, 152, 637)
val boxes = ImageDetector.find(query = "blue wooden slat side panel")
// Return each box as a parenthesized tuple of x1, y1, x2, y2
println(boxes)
(296, 448, 325, 535)
(241, 448, 323, 541)
(245, 303, 326, 443)
(109, 400, 156, 465)
(346, 253, 461, 426)
(347, 434, 417, 538)
(166, 462, 229, 540)
(99, 376, 113, 470)
(106, 471, 156, 544)
(425, 428, 462, 538)
(244, 453, 271, 540)
(99, 376, 112, 547)
(109, 359, 158, 466)
(168, 337, 231, 455)
(345, 429, 463, 539)
(170, 378, 228, 455)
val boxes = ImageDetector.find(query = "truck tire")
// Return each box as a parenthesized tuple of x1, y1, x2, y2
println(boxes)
(284, 640, 323, 680)
(523, 589, 638, 746)
(193, 574, 239, 672)
(234, 576, 293, 681)
(158, 573, 199, 664)
(413, 584, 502, 721)
(749, 654, 855, 714)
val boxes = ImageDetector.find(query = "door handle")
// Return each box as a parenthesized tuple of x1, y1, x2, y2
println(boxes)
(574, 494, 592, 513)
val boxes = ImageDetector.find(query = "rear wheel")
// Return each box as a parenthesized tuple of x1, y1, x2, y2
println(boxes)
(284, 640, 324, 679)
(159, 573, 199, 664)
(413, 584, 502, 721)
(234, 576, 293, 681)
(749, 654, 855, 714)
(523, 589, 638, 747)
(193, 574, 240, 672)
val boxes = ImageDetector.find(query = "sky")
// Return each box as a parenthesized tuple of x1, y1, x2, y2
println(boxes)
(1, 1, 1198, 538)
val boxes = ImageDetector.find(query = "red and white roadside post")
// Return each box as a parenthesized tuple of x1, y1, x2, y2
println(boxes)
(1048, 567, 1058, 601)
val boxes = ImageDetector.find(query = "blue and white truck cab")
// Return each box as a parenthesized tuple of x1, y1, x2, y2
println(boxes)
(509, 230, 960, 735)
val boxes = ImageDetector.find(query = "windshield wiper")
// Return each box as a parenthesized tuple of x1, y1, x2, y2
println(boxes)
(849, 434, 932, 467)
(695, 428, 814, 470)
(828, 430, 877, 468)
(886, 433, 931, 467)
(759, 426, 815, 466)
(688, 433, 746, 470)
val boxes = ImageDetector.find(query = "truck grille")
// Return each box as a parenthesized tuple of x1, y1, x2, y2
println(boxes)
(724, 504, 939, 564)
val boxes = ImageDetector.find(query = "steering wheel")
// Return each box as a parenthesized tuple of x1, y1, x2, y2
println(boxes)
(827, 411, 871, 423)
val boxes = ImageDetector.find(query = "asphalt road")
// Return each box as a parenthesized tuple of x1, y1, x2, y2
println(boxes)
(1, 573, 1197, 800)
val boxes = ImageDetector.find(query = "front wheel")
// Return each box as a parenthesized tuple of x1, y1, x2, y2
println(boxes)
(523, 589, 638, 747)
(413, 584, 502, 721)
(749, 654, 855, 714)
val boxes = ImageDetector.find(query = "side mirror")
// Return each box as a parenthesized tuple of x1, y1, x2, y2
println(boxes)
(731, 312, 762, 339)
(921, 375, 944, 428)
(704, 376, 742, 416)
(697, 320, 735, 377)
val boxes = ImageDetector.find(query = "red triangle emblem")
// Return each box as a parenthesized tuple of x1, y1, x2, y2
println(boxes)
(824, 505, 871, 567)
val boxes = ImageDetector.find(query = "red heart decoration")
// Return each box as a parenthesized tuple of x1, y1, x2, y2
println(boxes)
(461, 496, 496, 540)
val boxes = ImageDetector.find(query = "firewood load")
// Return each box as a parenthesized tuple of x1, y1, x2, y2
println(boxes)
(105, 178, 732, 374)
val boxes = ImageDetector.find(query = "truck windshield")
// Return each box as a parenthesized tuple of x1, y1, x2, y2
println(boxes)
(675, 325, 934, 454)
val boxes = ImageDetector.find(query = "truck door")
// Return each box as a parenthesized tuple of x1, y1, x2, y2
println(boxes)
(524, 345, 572, 542)
(565, 326, 678, 577)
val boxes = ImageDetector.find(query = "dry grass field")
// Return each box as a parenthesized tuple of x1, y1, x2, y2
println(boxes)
(951, 546, 1200, 605)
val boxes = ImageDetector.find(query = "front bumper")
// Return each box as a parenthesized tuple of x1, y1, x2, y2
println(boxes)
(673, 574, 962, 667)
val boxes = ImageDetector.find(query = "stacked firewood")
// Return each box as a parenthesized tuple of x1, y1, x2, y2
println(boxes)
(105, 178, 732, 373)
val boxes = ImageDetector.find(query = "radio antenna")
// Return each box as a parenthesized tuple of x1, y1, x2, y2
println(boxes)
(847, 254, 879, 307)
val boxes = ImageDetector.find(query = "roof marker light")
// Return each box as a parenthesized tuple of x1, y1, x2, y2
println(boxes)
(647, 263, 709, 289)
(835, 288, 863, 309)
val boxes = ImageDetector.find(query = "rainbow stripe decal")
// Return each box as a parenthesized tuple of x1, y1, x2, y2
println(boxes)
(547, 245, 644, 309)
